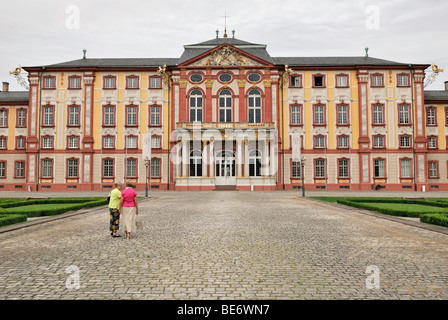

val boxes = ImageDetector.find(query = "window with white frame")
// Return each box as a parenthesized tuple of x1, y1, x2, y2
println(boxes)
(371, 74, 383, 87)
(290, 105, 302, 125)
(0, 137, 6, 149)
(429, 161, 438, 178)
(372, 104, 384, 125)
(42, 136, 53, 149)
(126, 136, 137, 149)
(67, 159, 79, 178)
(126, 159, 137, 177)
(127, 76, 138, 88)
(249, 150, 262, 177)
(398, 74, 409, 87)
(189, 89, 203, 122)
(68, 136, 79, 149)
(17, 109, 26, 127)
(150, 77, 161, 88)
(104, 76, 115, 89)
(314, 136, 325, 148)
(16, 136, 25, 149)
(150, 106, 161, 126)
(15, 161, 25, 178)
(189, 150, 202, 177)
(0, 110, 6, 127)
(336, 75, 348, 87)
(219, 89, 232, 122)
(248, 89, 262, 123)
(373, 136, 385, 148)
(126, 106, 138, 126)
(43, 106, 54, 126)
(44, 77, 55, 89)
(150, 159, 160, 177)
(103, 159, 114, 177)
(427, 108, 436, 126)
(400, 159, 412, 178)
(399, 104, 410, 125)
(313, 105, 325, 125)
(42, 159, 53, 178)
(291, 161, 301, 178)
(338, 159, 350, 178)
(400, 135, 411, 148)
(0, 161, 5, 177)
(290, 76, 301, 87)
(337, 105, 349, 125)
(428, 136, 437, 149)
(315, 159, 326, 178)
(104, 106, 115, 126)
(68, 106, 80, 126)
(103, 136, 114, 149)
(374, 159, 385, 178)
(338, 135, 349, 148)
(151, 136, 161, 149)
(69, 76, 81, 89)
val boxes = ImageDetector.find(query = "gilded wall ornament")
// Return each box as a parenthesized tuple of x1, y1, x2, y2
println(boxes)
(204, 46, 247, 66)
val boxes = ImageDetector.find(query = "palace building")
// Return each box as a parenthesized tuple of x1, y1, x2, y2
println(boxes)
(1, 31, 448, 192)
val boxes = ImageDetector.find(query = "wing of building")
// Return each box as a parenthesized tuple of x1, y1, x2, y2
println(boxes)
(1, 33, 448, 192)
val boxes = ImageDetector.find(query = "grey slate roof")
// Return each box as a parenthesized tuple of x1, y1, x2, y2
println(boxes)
(424, 90, 448, 102)
(272, 56, 410, 67)
(29, 58, 179, 69)
(0, 91, 29, 103)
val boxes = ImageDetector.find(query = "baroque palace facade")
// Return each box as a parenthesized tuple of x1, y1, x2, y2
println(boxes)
(1, 33, 448, 192)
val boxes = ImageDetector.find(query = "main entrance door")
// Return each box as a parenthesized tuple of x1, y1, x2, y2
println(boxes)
(215, 150, 236, 186)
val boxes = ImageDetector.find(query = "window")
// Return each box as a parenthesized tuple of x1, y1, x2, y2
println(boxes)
(150, 159, 160, 177)
(313, 105, 325, 126)
(190, 73, 203, 83)
(0, 110, 7, 127)
(16, 136, 25, 149)
(126, 158, 137, 178)
(126, 136, 138, 149)
(338, 159, 350, 178)
(398, 104, 410, 125)
(0, 161, 5, 178)
(314, 159, 326, 178)
(15, 161, 25, 178)
(397, 74, 409, 87)
(127, 76, 139, 89)
(150, 77, 161, 88)
(248, 89, 262, 123)
(41, 159, 53, 178)
(290, 105, 302, 125)
(290, 76, 302, 88)
(400, 159, 412, 178)
(218, 89, 232, 122)
(16, 109, 26, 127)
(43, 106, 54, 126)
(103, 136, 114, 149)
(336, 74, 348, 87)
(374, 159, 385, 178)
(248, 73, 261, 82)
(249, 150, 262, 177)
(126, 105, 138, 126)
(189, 89, 203, 122)
(0, 136, 6, 149)
(428, 136, 438, 149)
(314, 136, 325, 148)
(42, 136, 53, 149)
(103, 105, 115, 126)
(104, 76, 116, 89)
(67, 159, 79, 178)
(67, 136, 79, 149)
(373, 135, 385, 148)
(69, 76, 81, 89)
(371, 74, 383, 87)
(337, 104, 349, 125)
(429, 161, 438, 178)
(68, 105, 80, 126)
(219, 73, 232, 83)
(151, 136, 161, 149)
(427, 107, 437, 126)
(313, 75, 325, 87)
(43, 76, 55, 89)
(291, 161, 301, 178)
(399, 135, 411, 148)
(338, 135, 349, 149)
(372, 104, 384, 125)
(150, 106, 161, 126)
(189, 150, 202, 177)
(103, 159, 114, 178)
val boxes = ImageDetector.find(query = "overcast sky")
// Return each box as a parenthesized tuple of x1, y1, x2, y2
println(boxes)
(1, 0, 447, 91)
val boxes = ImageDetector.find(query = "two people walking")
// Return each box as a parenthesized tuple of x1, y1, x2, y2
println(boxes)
(108, 181, 139, 239)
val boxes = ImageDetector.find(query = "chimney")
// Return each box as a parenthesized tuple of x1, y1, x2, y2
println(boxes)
(445, 81, 448, 91)
(2, 82, 9, 92)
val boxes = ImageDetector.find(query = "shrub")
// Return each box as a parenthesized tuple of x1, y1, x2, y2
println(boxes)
(0, 214, 27, 227)
(420, 214, 448, 228)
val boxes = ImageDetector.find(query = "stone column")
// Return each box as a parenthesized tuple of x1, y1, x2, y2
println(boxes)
(263, 139, 270, 176)
(202, 140, 208, 177)
(244, 139, 249, 177)
(209, 139, 214, 177)
(182, 139, 188, 177)
(236, 139, 243, 177)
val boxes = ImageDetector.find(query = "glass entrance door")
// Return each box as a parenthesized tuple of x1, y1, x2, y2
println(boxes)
(215, 150, 236, 186)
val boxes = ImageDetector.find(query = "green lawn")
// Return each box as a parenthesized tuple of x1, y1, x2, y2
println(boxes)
(358, 202, 448, 214)
(2, 203, 82, 213)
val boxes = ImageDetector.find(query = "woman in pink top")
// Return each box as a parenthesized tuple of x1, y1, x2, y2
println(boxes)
(119, 181, 138, 239)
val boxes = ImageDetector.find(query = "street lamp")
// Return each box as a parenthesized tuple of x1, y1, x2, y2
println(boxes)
(301, 157, 306, 197)
(145, 158, 149, 197)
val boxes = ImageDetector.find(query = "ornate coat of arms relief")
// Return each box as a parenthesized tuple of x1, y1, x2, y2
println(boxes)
(203, 46, 247, 66)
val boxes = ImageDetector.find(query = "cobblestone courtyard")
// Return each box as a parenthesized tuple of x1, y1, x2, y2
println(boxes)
(0, 191, 447, 300)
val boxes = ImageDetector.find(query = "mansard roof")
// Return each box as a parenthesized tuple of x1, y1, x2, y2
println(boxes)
(29, 58, 179, 69)
(272, 56, 411, 67)
(424, 90, 448, 102)
(0, 91, 29, 103)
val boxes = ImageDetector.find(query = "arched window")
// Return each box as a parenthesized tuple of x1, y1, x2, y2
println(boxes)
(189, 150, 202, 177)
(249, 150, 262, 177)
(248, 89, 261, 123)
(189, 89, 203, 122)
(218, 89, 232, 122)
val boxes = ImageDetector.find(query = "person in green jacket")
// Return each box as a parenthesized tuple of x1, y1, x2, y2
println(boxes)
(108, 182, 123, 237)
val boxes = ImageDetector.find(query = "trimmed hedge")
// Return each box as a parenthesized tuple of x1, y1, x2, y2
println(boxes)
(0, 214, 27, 227)
(420, 214, 448, 228)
